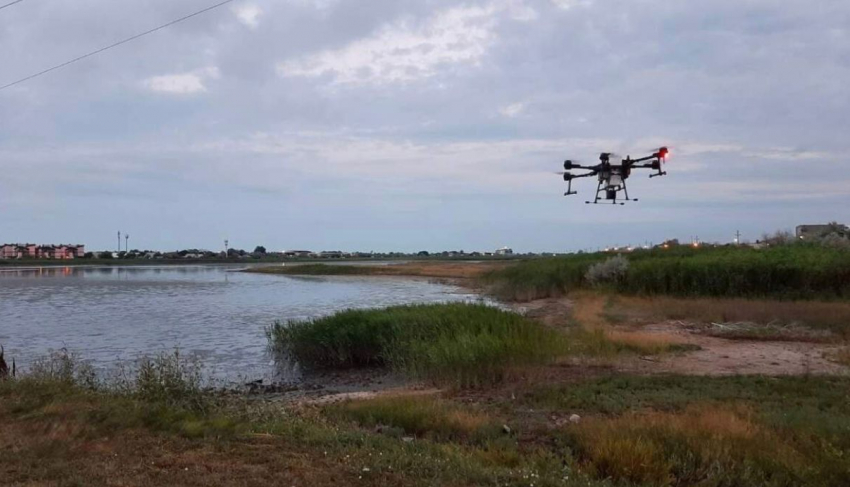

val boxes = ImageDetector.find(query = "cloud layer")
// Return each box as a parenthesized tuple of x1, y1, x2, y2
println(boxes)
(0, 0, 848, 251)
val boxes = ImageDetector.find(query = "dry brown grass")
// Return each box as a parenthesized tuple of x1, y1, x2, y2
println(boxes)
(610, 295, 850, 340)
(568, 404, 803, 487)
(826, 347, 850, 366)
(569, 293, 694, 354)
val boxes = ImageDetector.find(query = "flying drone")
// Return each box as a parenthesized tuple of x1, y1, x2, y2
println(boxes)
(558, 147, 669, 205)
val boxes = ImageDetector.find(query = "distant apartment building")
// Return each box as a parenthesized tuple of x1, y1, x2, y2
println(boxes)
(495, 247, 514, 256)
(0, 243, 86, 260)
(283, 250, 313, 258)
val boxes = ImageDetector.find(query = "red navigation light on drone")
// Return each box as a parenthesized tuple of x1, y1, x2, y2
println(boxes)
(657, 147, 669, 159)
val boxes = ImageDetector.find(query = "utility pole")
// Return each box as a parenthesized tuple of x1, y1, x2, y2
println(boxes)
(224, 239, 229, 258)
(735, 230, 741, 245)
(117, 231, 121, 252)
(125, 234, 130, 252)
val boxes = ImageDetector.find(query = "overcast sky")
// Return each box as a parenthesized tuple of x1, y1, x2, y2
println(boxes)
(1, 0, 847, 252)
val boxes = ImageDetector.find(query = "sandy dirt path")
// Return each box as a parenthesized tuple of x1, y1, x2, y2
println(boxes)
(514, 296, 849, 377)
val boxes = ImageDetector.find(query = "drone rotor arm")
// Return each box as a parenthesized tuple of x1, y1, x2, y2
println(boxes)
(630, 155, 658, 164)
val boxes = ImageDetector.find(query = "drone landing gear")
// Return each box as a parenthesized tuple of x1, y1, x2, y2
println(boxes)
(622, 183, 639, 203)
(585, 180, 635, 206)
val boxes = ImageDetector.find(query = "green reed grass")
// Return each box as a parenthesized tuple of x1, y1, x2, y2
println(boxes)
(484, 244, 850, 301)
(266, 303, 567, 387)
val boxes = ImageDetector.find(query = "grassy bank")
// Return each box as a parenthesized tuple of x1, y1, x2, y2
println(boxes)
(485, 244, 850, 301)
(267, 303, 567, 387)
(5, 356, 850, 487)
(0, 375, 584, 486)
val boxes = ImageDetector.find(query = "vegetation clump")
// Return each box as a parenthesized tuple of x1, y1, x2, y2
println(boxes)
(585, 255, 629, 287)
(267, 303, 567, 387)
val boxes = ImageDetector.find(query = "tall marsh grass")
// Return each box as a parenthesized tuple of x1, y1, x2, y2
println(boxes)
(485, 244, 850, 301)
(10, 348, 208, 411)
(267, 303, 567, 387)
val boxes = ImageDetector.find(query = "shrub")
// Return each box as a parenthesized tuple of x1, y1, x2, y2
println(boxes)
(585, 255, 629, 287)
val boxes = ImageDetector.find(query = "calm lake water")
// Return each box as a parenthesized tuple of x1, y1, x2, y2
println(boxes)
(0, 265, 483, 382)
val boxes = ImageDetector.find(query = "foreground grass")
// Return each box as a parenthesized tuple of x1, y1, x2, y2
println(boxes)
(268, 303, 568, 387)
(527, 375, 850, 486)
(484, 244, 850, 301)
(4, 365, 850, 486)
(0, 378, 596, 487)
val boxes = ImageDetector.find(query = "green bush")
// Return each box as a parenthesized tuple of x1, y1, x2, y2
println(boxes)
(267, 303, 567, 387)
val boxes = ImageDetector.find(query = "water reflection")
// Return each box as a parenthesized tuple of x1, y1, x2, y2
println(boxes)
(0, 266, 483, 383)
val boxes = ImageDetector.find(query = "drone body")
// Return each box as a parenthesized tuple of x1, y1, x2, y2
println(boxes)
(559, 147, 669, 205)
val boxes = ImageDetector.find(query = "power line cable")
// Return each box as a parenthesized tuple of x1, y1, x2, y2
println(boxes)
(0, 0, 235, 92)
(0, 0, 26, 12)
